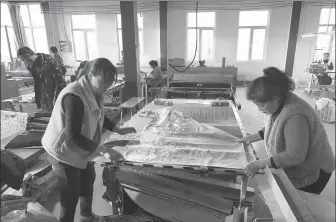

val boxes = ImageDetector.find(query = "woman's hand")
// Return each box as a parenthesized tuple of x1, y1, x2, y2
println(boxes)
(244, 159, 270, 177)
(244, 160, 261, 177)
(99, 145, 125, 162)
(117, 127, 136, 135)
(238, 135, 253, 146)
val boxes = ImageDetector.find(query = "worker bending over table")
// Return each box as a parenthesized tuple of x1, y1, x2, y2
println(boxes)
(147, 60, 163, 87)
(241, 67, 335, 195)
(41, 58, 136, 222)
(18, 47, 66, 111)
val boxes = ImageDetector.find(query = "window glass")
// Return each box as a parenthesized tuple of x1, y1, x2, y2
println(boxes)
(117, 14, 122, 29)
(320, 8, 335, 25)
(87, 31, 97, 60)
(251, 29, 266, 60)
(139, 30, 143, 54)
(7, 27, 18, 57)
(73, 30, 86, 61)
(237, 28, 251, 61)
(200, 30, 213, 61)
(138, 13, 143, 29)
(33, 28, 48, 53)
(25, 28, 35, 51)
(118, 30, 123, 59)
(1, 27, 11, 62)
(72, 15, 95, 29)
(187, 29, 200, 61)
(188, 12, 215, 27)
(239, 11, 269, 27)
(20, 5, 31, 27)
(29, 4, 45, 27)
(1, 3, 12, 26)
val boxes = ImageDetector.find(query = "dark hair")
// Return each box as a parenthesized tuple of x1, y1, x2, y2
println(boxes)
(50, 46, 58, 53)
(17, 47, 35, 57)
(323, 52, 330, 56)
(246, 67, 295, 103)
(149, 60, 158, 67)
(77, 58, 117, 83)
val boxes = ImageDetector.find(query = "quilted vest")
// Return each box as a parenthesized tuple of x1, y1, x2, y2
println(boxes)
(264, 92, 335, 188)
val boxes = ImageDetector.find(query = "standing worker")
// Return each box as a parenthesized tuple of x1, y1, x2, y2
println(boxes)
(240, 67, 335, 194)
(18, 47, 66, 111)
(147, 60, 163, 87)
(50, 46, 67, 75)
(42, 58, 136, 222)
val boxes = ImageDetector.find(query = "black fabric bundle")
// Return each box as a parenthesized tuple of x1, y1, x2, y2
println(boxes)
(4, 111, 51, 149)
(1, 150, 26, 190)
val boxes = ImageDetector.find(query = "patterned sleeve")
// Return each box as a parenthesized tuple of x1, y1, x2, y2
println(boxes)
(49, 56, 66, 104)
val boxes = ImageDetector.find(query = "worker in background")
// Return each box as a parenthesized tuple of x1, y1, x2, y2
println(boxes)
(18, 47, 66, 111)
(50, 46, 67, 75)
(148, 60, 163, 87)
(41, 58, 136, 222)
(322, 52, 334, 70)
(240, 67, 335, 195)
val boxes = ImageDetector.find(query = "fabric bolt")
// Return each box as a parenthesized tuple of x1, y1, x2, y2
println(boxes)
(1, 150, 26, 190)
(5, 131, 44, 149)
(56, 162, 96, 222)
(264, 92, 335, 188)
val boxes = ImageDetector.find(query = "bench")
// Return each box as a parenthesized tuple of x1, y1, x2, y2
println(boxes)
(118, 97, 145, 126)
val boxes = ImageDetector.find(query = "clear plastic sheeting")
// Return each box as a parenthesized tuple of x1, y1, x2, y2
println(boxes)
(106, 108, 247, 169)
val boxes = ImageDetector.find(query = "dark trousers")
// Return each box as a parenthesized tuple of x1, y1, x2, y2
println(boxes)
(57, 162, 96, 222)
(299, 169, 332, 195)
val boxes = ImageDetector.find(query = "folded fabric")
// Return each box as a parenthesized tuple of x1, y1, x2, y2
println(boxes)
(5, 131, 44, 149)
(26, 117, 50, 125)
(28, 110, 52, 118)
(26, 123, 47, 131)
(1, 150, 26, 190)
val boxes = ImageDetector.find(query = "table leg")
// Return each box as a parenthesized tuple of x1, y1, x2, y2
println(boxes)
(145, 83, 148, 104)
(120, 109, 123, 127)
(19, 105, 23, 112)
(239, 175, 248, 210)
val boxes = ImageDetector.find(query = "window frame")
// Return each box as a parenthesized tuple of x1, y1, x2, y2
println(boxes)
(20, 4, 47, 53)
(1, 3, 16, 62)
(237, 10, 269, 62)
(70, 15, 96, 61)
(187, 12, 215, 62)
(116, 13, 143, 62)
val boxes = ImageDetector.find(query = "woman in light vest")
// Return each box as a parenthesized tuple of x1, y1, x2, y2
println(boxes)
(240, 67, 335, 195)
(42, 58, 136, 222)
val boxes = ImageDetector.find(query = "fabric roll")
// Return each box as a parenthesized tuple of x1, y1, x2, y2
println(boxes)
(5, 131, 44, 149)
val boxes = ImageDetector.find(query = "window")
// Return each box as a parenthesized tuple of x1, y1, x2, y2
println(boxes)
(187, 12, 215, 61)
(314, 8, 335, 61)
(237, 10, 269, 61)
(71, 15, 97, 61)
(20, 4, 48, 53)
(1, 3, 17, 62)
(116, 13, 144, 61)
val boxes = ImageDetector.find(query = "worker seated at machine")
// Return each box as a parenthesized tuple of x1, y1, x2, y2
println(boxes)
(116, 50, 124, 66)
(317, 52, 334, 85)
(198, 60, 206, 67)
(147, 60, 163, 87)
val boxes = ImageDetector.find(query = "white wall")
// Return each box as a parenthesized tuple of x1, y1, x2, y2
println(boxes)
(142, 10, 160, 67)
(167, 7, 292, 80)
(292, 5, 322, 87)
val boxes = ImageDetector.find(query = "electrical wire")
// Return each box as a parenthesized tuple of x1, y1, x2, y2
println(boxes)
(169, 1, 199, 73)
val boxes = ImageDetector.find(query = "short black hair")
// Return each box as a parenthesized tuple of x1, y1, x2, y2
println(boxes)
(323, 52, 330, 56)
(149, 60, 158, 67)
(246, 67, 295, 103)
(17, 47, 35, 57)
(50, 46, 58, 53)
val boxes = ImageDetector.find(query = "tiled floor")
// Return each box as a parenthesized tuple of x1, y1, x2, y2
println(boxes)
(13, 86, 336, 219)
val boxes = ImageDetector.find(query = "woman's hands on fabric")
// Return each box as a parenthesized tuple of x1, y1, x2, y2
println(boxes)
(244, 159, 270, 177)
(117, 127, 136, 135)
(99, 145, 125, 162)
(238, 135, 253, 146)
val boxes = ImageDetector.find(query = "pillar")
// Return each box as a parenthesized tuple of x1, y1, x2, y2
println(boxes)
(285, 1, 302, 77)
(159, 1, 168, 69)
(120, 1, 141, 100)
